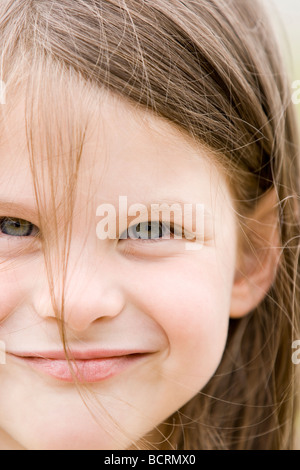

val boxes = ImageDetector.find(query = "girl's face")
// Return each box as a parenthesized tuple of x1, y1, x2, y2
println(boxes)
(0, 91, 238, 450)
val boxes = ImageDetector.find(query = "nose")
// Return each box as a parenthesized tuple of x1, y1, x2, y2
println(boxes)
(31, 257, 125, 332)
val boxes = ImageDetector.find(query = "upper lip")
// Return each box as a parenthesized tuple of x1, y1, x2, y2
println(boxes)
(7, 349, 152, 360)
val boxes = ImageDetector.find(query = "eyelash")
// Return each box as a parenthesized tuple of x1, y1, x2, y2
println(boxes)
(0, 217, 40, 239)
(120, 221, 180, 242)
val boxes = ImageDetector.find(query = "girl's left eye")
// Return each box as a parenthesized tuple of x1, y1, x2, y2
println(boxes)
(0, 217, 39, 237)
(122, 221, 173, 241)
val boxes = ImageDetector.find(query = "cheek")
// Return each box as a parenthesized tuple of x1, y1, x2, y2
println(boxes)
(0, 271, 23, 323)
(128, 250, 235, 391)
(167, 265, 231, 368)
(0, 258, 40, 324)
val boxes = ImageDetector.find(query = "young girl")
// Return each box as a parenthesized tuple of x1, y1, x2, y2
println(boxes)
(0, 0, 299, 450)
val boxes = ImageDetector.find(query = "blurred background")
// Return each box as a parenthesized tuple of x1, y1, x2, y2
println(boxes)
(270, 0, 300, 449)
(271, 0, 300, 121)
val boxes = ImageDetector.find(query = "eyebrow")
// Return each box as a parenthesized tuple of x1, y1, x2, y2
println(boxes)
(0, 200, 40, 224)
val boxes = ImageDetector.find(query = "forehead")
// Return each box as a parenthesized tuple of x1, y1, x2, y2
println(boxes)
(0, 81, 229, 211)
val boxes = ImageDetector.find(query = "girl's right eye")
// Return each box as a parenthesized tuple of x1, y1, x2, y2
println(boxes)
(0, 217, 39, 238)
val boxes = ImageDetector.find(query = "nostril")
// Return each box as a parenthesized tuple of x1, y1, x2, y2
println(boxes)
(59, 286, 126, 332)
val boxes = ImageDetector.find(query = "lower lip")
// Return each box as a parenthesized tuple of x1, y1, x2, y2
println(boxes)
(11, 354, 147, 383)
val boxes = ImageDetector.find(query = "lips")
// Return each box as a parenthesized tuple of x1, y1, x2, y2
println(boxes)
(8, 349, 152, 383)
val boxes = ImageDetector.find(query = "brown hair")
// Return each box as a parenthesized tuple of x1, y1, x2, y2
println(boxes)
(0, 0, 299, 449)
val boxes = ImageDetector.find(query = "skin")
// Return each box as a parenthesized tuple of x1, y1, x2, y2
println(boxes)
(0, 88, 239, 450)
